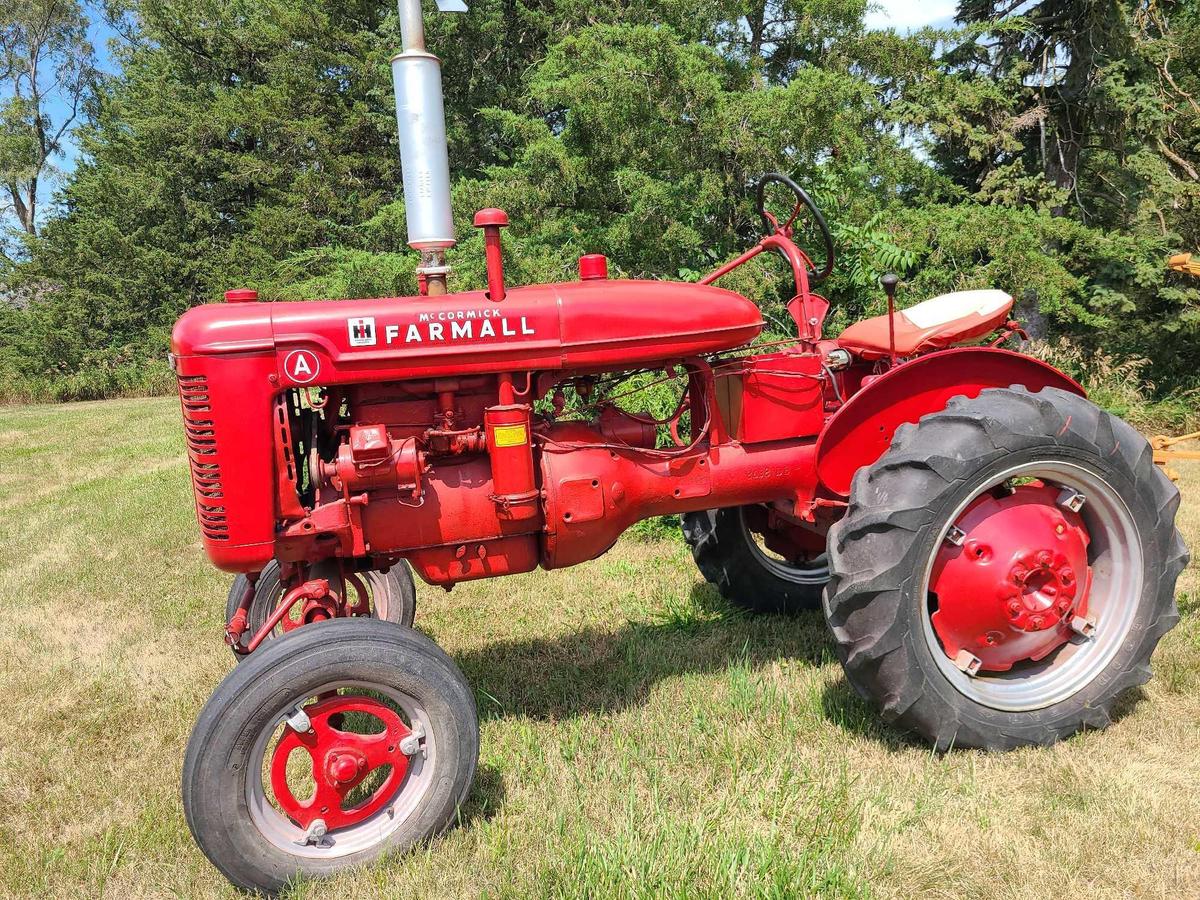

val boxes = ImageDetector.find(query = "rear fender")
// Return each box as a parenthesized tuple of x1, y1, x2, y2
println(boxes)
(816, 347, 1084, 496)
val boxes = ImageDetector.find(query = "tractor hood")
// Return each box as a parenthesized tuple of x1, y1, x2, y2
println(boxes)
(171, 280, 765, 386)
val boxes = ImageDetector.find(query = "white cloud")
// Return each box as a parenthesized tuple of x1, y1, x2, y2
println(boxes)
(864, 0, 959, 32)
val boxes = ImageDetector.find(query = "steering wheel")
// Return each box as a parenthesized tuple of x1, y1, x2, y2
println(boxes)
(755, 173, 835, 286)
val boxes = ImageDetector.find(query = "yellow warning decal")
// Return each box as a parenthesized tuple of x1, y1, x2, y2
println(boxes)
(493, 424, 529, 448)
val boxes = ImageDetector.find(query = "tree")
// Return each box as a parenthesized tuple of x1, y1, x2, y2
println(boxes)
(931, 0, 1198, 230)
(0, 0, 96, 242)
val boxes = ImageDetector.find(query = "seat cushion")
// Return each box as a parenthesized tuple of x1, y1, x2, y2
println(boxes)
(837, 289, 1013, 360)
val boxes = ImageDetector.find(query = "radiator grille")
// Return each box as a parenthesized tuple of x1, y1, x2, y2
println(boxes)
(178, 374, 229, 541)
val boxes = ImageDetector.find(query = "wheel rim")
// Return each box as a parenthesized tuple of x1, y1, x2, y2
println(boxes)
(920, 460, 1142, 712)
(245, 680, 435, 858)
(737, 507, 829, 585)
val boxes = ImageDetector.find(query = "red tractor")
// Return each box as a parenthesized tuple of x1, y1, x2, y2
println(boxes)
(174, 2, 1186, 893)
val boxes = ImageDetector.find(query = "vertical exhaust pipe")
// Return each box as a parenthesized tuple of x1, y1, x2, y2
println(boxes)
(391, 1, 467, 295)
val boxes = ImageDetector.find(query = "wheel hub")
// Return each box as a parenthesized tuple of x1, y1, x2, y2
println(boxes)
(327, 751, 365, 784)
(1005, 547, 1078, 631)
(269, 695, 413, 832)
(930, 482, 1092, 672)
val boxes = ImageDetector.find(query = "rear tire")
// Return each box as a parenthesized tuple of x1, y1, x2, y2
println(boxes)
(683, 506, 827, 613)
(226, 561, 417, 658)
(824, 387, 1186, 750)
(182, 618, 478, 894)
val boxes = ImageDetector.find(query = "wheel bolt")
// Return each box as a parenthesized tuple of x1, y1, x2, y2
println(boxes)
(1030, 615, 1045, 630)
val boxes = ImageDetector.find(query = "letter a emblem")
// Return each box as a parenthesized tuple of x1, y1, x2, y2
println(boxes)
(284, 349, 320, 385)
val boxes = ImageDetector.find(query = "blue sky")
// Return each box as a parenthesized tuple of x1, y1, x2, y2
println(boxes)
(865, 0, 959, 31)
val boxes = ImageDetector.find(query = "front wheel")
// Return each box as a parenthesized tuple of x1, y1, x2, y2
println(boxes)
(824, 387, 1187, 750)
(182, 618, 478, 894)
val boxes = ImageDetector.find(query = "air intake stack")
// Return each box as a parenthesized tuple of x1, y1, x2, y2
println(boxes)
(391, 0, 467, 295)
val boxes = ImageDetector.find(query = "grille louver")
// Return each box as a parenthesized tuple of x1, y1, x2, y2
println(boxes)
(178, 374, 229, 541)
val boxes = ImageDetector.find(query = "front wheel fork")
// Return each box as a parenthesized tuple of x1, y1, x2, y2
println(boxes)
(227, 565, 370, 656)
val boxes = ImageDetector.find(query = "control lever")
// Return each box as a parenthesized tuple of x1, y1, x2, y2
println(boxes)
(881, 273, 900, 365)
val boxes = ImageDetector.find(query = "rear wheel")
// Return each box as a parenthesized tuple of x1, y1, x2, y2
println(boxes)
(182, 618, 478, 894)
(226, 560, 417, 658)
(683, 505, 828, 613)
(824, 387, 1186, 750)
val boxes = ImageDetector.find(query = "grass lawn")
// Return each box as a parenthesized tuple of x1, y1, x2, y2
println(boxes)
(1, 395, 1198, 898)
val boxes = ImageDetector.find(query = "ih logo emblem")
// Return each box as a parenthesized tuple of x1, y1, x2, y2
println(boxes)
(348, 317, 377, 347)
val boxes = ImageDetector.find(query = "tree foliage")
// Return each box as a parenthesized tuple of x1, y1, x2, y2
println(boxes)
(0, 0, 1196, 401)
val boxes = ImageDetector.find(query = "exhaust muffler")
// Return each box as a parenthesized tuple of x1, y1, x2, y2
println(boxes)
(391, 1, 467, 294)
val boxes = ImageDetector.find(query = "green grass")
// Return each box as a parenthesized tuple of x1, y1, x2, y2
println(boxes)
(1, 397, 1199, 898)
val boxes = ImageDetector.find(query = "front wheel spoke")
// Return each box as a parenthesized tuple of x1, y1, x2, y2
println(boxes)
(288, 773, 350, 834)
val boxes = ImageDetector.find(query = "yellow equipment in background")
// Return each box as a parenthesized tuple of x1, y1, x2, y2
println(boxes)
(1169, 253, 1200, 277)
(1152, 432, 1200, 482)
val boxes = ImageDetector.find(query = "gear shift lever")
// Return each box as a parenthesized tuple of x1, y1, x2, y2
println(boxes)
(881, 273, 899, 365)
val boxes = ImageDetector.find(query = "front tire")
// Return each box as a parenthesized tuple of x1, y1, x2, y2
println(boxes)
(824, 387, 1187, 750)
(182, 618, 478, 894)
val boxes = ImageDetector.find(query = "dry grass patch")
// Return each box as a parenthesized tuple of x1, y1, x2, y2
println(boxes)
(0, 399, 1197, 898)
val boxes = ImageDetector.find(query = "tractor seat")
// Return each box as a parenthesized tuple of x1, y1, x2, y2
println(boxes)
(837, 289, 1014, 360)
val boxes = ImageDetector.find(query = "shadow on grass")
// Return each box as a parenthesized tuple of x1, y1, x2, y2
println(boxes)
(454, 582, 838, 723)
(818, 676, 925, 751)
